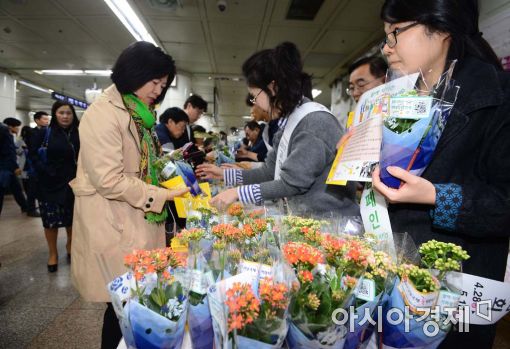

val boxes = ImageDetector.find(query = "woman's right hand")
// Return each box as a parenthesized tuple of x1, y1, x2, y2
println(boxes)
(166, 187, 190, 201)
(195, 163, 224, 180)
(336, 127, 355, 150)
(221, 163, 243, 170)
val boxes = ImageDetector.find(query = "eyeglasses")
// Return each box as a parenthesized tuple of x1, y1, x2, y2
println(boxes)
(249, 89, 263, 104)
(380, 22, 419, 50)
(346, 77, 384, 96)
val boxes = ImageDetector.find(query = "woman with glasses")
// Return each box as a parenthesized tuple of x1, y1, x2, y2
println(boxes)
(197, 42, 358, 215)
(371, 1, 510, 348)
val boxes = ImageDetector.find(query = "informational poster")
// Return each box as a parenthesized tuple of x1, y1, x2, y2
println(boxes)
(327, 73, 419, 185)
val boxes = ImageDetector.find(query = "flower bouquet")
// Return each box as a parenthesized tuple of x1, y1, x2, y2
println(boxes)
(283, 240, 359, 349)
(380, 240, 469, 349)
(379, 61, 460, 188)
(108, 248, 190, 349)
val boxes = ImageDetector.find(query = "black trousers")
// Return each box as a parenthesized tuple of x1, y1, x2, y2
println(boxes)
(101, 302, 123, 349)
(0, 172, 27, 215)
(22, 177, 38, 213)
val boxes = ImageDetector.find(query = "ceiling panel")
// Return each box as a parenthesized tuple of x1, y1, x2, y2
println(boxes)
(209, 22, 259, 48)
(0, 0, 64, 16)
(331, 0, 384, 31)
(20, 19, 95, 44)
(263, 26, 319, 51)
(270, 0, 341, 26)
(213, 47, 253, 70)
(136, 0, 201, 18)
(78, 16, 134, 45)
(0, 41, 33, 59)
(313, 29, 373, 54)
(163, 42, 209, 61)
(205, 0, 267, 22)
(149, 19, 205, 43)
(0, 19, 45, 42)
(54, 0, 111, 16)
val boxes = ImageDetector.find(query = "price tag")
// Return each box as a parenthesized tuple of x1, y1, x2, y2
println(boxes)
(437, 290, 461, 314)
(389, 96, 433, 119)
(355, 278, 376, 302)
(238, 260, 273, 281)
(398, 276, 439, 314)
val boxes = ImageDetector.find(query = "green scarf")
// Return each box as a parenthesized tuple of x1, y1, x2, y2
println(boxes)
(122, 93, 168, 224)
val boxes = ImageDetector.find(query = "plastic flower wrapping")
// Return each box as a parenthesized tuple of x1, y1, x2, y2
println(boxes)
(108, 248, 191, 349)
(379, 61, 460, 188)
(108, 202, 478, 349)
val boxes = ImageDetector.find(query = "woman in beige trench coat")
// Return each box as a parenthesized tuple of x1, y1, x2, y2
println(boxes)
(69, 42, 188, 349)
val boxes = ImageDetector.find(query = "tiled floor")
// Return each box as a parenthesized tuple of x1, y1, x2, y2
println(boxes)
(2, 195, 510, 348)
(0, 196, 104, 349)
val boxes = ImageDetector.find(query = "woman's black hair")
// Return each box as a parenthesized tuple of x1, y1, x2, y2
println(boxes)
(242, 42, 313, 117)
(381, 0, 502, 70)
(111, 41, 176, 104)
(159, 107, 189, 124)
(50, 101, 80, 129)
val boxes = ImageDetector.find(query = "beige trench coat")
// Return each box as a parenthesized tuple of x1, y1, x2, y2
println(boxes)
(70, 84, 168, 302)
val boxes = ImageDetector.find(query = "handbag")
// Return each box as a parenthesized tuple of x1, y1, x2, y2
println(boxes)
(37, 127, 51, 165)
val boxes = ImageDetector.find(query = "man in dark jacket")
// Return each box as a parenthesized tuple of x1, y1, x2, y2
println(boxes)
(173, 95, 207, 149)
(0, 122, 28, 215)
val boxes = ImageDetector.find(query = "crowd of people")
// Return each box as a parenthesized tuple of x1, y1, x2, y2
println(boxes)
(1, 0, 509, 348)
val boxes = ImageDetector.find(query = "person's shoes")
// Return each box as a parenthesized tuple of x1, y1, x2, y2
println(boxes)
(27, 210, 40, 217)
(47, 264, 58, 273)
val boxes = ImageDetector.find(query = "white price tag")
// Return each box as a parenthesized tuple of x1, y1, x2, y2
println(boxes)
(190, 270, 207, 295)
(389, 96, 433, 119)
(398, 276, 439, 314)
(437, 290, 461, 314)
(238, 260, 273, 281)
(356, 278, 376, 302)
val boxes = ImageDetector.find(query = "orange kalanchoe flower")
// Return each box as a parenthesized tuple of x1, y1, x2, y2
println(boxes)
(226, 282, 260, 332)
(283, 241, 324, 268)
(227, 203, 244, 218)
(124, 248, 183, 281)
(211, 223, 244, 242)
(298, 270, 314, 284)
(259, 278, 290, 310)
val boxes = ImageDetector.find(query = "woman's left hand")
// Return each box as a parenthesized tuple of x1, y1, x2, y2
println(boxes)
(372, 166, 436, 205)
(210, 188, 239, 208)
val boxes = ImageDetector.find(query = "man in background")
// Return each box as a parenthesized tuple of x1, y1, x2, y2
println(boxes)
(0, 119, 27, 216)
(33, 111, 50, 129)
(347, 56, 387, 103)
(174, 95, 208, 148)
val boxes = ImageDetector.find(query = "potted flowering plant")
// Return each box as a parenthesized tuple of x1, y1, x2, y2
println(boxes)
(108, 248, 189, 349)
(226, 277, 292, 348)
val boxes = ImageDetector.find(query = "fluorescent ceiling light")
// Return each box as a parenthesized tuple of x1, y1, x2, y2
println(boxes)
(242, 116, 252, 120)
(18, 80, 53, 94)
(84, 70, 112, 76)
(312, 89, 322, 98)
(35, 70, 112, 76)
(104, 0, 158, 46)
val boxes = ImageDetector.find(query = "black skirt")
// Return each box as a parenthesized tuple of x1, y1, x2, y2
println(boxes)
(39, 201, 73, 229)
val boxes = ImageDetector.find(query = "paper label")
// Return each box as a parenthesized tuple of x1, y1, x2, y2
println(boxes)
(238, 260, 273, 281)
(190, 270, 207, 295)
(360, 184, 396, 260)
(161, 162, 177, 179)
(398, 276, 439, 314)
(356, 278, 376, 302)
(444, 271, 510, 325)
(437, 290, 461, 314)
(389, 96, 433, 119)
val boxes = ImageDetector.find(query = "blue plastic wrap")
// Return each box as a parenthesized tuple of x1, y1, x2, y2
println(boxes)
(188, 298, 215, 349)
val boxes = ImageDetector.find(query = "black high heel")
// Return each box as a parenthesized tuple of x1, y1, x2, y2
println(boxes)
(67, 253, 71, 264)
(47, 264, 58, 273)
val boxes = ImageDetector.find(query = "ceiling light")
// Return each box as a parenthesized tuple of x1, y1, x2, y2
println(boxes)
(84, 70, 112, 76)
(18, 80, 53, 94)
(35, 70, 112, 76)
(36, 70, 84, 75)
(104, 0, 158, 46)
(242, 116, 252, 120)
(312, 89, 322, 98)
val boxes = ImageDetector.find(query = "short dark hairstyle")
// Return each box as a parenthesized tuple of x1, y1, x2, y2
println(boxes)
(381, 0, 502, 70)
(159, 107, 189, 125)
(50, 101, 80, 129)
(348, 56, 388, 78)
(244, 121, 261, 131)
(242, 42, 312, 118)
(3, 117, 21, 127)
(192, 125, 206, 133)
(184, 95, 208, 112)
(111, 41, 176, 104)
(33, 111, 49, 120)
